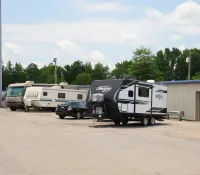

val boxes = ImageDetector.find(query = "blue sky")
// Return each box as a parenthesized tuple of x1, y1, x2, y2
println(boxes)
(2, 0, 200, 69)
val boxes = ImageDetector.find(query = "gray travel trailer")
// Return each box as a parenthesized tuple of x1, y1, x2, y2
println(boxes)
(86, 79, 167, 126)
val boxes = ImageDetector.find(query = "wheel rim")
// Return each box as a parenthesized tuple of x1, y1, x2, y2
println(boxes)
(77, 112, 81, 119)
(143, 118, 148, 125)
(151, 118, 155, 124)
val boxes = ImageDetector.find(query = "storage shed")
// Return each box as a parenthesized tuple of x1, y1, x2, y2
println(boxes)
(161, 80, 200, 121)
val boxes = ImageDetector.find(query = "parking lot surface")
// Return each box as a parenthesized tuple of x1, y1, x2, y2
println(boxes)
(1, 108, 200, 175)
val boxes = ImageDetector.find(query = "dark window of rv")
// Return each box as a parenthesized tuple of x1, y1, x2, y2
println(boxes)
(58, 93, 65, 99)
(128, 90, 133, 97)
(77, 94, 83, 100)
(43, 92, 48, 96)
(138, 87, 149, 97)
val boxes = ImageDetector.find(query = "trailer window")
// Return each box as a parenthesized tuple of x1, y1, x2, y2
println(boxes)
(128, 90, 133, 97)
(77, 94, 83, 100)
(138, 87, 149, 97)
(58, 93, 65, 99)
(43, 92, 48, 96)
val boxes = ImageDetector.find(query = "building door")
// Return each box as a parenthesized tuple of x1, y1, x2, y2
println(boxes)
(195, 91, 200, 121)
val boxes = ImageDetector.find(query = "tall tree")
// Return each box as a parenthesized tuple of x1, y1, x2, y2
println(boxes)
(64, 61, 85, 84)
(37, 64, 54, 84)
(73, 73, 92, 85)
(11, 62, 28, 83)
(111, 60, 132, 79)
(155, 47, 183, 80)
(129, 47, 160, 81)
(26, 63, 40, 82)
(84, 61, 92, 74)
(91, 63, 110, 80)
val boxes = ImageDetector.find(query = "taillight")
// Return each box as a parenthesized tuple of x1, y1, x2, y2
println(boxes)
(68, 106, 73, 111)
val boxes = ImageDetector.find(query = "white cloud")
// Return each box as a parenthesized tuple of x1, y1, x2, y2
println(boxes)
(170, 34, 183, 41)
(4, 42, 22, 54)
(88, 50, 115, 70)
(3, 0, 200, 69)
(32, 62, 45, 68)
(119, 56, 126, 62)
(74, 0, 132, 12)
(179, 44, 186, 51)
(88, 50, 106, 62)
(55, 39, 86, 58)
(56, 40, 80, 51)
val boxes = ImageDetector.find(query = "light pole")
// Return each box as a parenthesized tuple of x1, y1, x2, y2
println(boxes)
(53, 58, 57, 84)
(186, 51, 191, 80)
(0, 0, 2, 106)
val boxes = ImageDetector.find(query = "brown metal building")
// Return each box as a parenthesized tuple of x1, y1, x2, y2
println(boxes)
(162, 80, 200, 121)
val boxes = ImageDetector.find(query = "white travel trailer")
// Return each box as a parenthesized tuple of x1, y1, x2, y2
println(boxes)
(87, 79, 167, 126)
(5, 81, 79, 111)
(24, 86, 88, 111)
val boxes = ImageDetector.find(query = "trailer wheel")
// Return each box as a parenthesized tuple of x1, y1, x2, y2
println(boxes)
(51, 108, 56, 112)
(24, 107, 29, 112)
(10, 107, 16, 111)
(59, 115, 65, 119)
(141, 117, 148, 126)
(114, 119, 121, 126)
(149, 117, 155, 125)
(75, 112, 82, 119)
(122, 117, 128, 125)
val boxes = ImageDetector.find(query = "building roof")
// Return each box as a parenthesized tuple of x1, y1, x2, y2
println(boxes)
(160, 80, 200, 85)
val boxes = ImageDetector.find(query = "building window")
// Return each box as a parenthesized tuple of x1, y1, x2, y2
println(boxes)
(58, 93, 65, 99)
(77, 94, 83, 100)
(43, 92, 48, 96)
(128, 90, 133, 97)
(138, 87, 149, 97)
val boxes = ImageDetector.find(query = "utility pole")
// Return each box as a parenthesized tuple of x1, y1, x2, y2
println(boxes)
(186, 51, 191, 80)
(53, 58, 57, 84)
(0, 0, 2, 107)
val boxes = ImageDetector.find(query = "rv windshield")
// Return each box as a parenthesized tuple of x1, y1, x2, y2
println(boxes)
(6, 86, 25, 97)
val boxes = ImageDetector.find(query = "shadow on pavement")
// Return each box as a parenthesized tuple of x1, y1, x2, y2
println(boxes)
(89, 122, 170, 129)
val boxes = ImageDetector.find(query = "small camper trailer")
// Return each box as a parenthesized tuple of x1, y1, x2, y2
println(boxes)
(86, 79, 167, 126)
(24, 86, 88, 111)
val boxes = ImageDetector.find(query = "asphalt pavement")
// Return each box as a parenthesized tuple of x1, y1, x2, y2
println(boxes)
(0, 108, 200, 175)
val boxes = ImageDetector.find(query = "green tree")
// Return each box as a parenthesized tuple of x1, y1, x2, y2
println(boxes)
(111, 60, 132, 79)
(129, 47, 160, 81)
(11, 62, 28, 83)
(189, 49, 200, 78)
(91, 63, 110, 80)
(191, 72, 200, 80)
(64, 61, 85, 84)
(73, 73, 92, 85)
(26, 63, 40, 82)
(37, 64, 54, 84)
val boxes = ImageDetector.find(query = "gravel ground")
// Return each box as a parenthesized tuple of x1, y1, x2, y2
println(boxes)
(0, 108, 200, 175)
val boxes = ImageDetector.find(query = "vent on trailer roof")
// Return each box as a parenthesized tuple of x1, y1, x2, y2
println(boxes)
(146, 80, 155, 83)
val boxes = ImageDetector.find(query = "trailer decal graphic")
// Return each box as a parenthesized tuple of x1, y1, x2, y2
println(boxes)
(155, 94, 163, 100)
(96, 86, 112, 93)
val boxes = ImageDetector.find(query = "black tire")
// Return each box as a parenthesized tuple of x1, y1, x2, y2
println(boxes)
(10, 107, 16, 111)
(24, 107, 29, 112)
(141, 117, 148, 126)
(75, 112, 82, 119)
(114, 119, 121, 126)
(122, 117, 128, 125)
(51, 108, 56, 112)
(149, 117, 155, 125)
(81, 114, 84, 119)
(59, 115, 65, 119)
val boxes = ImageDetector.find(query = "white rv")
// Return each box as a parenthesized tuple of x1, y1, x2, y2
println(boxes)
(87, 79, 167, 126)
(23, 86, 88, 112)
(5, 81, 79, 111)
